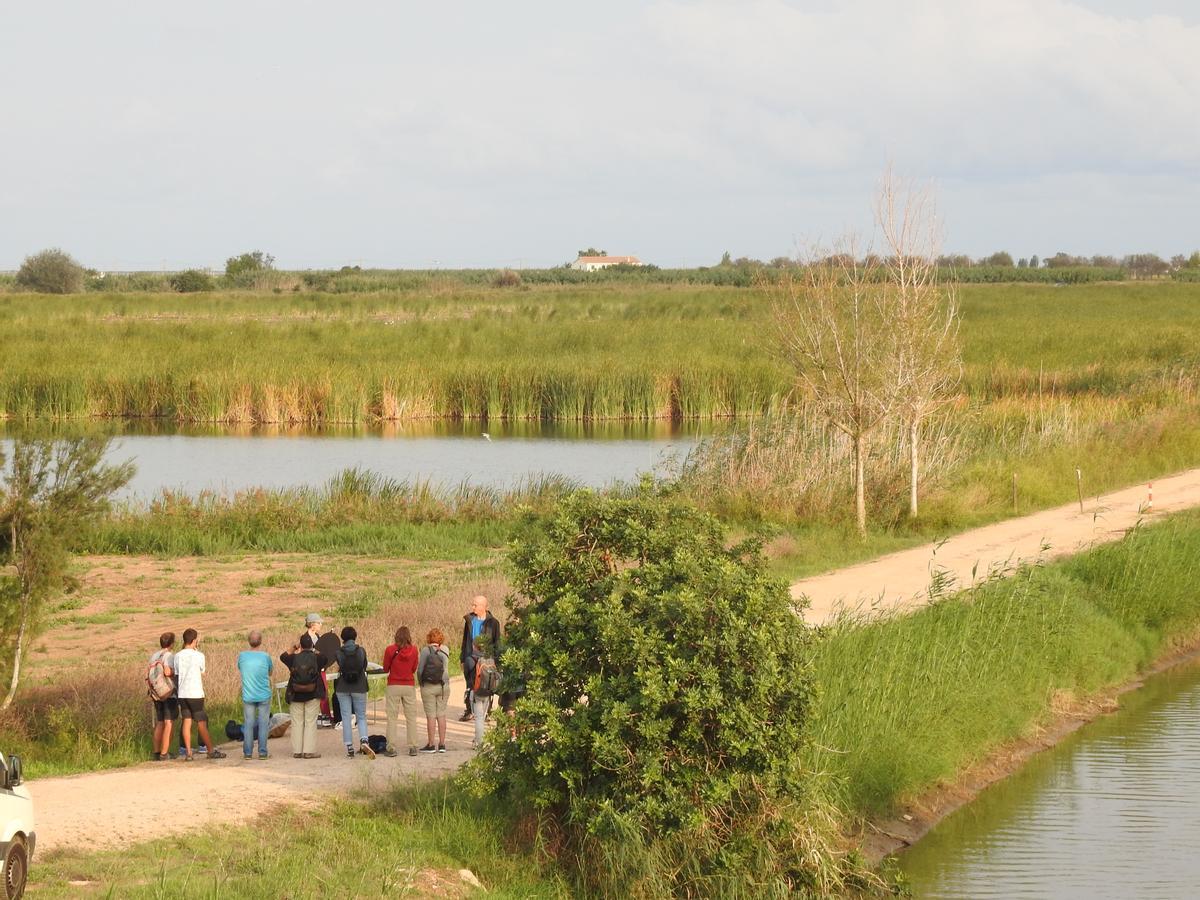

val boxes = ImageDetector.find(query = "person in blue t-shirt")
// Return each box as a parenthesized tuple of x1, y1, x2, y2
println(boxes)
(459, 595, 501, 722)
(237, 630, 275, 760)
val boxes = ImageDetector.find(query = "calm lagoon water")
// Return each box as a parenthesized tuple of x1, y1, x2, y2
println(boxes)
(897, 657, 1200, 899)
(2, 421, 717, 498)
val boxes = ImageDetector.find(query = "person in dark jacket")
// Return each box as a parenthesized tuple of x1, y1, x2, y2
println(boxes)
(280, 634, 329, 759)
(459, 595, 501, 721)
(335, 625, 375, 759)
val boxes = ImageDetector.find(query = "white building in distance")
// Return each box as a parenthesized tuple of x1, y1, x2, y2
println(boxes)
(569, 254, 644, 271)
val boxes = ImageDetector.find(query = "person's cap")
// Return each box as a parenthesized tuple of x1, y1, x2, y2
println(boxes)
(305, 613, 323, 626)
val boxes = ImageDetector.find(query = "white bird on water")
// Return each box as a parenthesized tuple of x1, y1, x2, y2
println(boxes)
(481, 433, 491, 441)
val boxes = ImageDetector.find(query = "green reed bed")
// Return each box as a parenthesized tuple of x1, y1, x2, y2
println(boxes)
(806, 509, 1200, 818)
(2, 282, 1198, 423)
(80, 469, 578, 558)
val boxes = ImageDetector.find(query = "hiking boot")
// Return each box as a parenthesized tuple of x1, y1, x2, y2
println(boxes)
(419, 744, 437, 754)
(359, 741, 376, 760)
(293, 753, 303, 759)
(302, 753, 322, 759)
(259, 753, 269, 760)
(458, 711, 472, 722)
(437, 744, 447, 753)
(408, 747, 418, 757)
(208, 749, 227, 760)
(244, 754, 254, 761)
(383, 747, 398, 758)
(346, 745, 356, 758)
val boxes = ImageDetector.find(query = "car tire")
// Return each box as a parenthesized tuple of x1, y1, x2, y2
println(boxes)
(3, 836, 27, 900)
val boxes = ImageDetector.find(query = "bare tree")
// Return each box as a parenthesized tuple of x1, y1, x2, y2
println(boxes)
(767, 239, 896, 535)
(875, 170, 962, 518)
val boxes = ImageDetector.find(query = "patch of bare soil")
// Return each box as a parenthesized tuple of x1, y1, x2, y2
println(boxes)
(27, 554, 488, 683)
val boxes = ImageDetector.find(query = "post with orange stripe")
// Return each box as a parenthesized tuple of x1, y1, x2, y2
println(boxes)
(1147, 481, 1153, 511)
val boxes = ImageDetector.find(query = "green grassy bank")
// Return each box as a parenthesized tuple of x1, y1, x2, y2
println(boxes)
(26, 783, 569, 899)
(807, 509, 1200, 818)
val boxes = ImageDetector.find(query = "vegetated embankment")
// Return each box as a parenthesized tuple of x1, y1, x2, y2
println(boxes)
(804, 509, 1200, 861)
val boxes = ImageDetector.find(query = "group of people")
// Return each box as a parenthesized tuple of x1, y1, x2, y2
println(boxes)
(145, 594, 513, 762)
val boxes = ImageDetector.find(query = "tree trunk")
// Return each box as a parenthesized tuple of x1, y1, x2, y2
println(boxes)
(854, 432, 867, 536)
(1, 609, 27, 711)
(909, 417, 920, 518)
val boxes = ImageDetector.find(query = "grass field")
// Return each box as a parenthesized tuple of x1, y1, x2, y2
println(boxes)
(2, 282, 1197, 423)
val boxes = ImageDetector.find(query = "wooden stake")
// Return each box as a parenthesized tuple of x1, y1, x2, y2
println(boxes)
(1012, 472, 1018, 515)
(1075, 467, 1084, 514)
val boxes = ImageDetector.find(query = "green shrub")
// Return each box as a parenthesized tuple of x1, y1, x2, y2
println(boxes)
(169, 269, 215, 293)
(16, 248, 86, 294)
(470, 486, 876, 896)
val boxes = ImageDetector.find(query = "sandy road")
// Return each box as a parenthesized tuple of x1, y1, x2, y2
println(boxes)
(31, 676, 473, 854)
(793, 467, 1200, 624)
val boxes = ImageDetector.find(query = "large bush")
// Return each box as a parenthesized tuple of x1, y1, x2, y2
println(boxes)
(169, 269, 215, 293)
(470, 487, 874, 896)
(16, 248, 85, 294)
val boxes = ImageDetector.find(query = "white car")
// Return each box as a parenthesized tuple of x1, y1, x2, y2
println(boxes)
(0, 753, 33, 900)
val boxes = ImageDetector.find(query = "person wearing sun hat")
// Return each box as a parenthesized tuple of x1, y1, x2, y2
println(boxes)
(302, 612, 335, 723)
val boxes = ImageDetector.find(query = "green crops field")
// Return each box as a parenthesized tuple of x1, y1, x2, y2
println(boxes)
(1, 281, 1198, 424)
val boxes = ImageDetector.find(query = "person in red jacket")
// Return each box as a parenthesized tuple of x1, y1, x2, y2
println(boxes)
(381, 625, 420, 757)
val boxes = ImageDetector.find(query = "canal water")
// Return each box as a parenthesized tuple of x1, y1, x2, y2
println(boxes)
(2, 421, 714, 498)
(897, 656, 1200, 899)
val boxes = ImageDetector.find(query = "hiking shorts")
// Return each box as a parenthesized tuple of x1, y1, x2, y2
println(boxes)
(179, 697, 207, 721)
(420, 683, 448, 719)
(153, 697, 180, 721)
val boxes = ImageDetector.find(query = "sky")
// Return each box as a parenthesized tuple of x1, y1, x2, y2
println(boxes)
(1, 1, 1197, 270)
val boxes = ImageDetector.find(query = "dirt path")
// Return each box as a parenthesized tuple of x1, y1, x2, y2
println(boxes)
(32, 676, 473, 854)
(793, 467, 1200, 624)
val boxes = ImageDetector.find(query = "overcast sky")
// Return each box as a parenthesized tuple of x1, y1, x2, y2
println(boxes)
(2, 1, 1197, 269)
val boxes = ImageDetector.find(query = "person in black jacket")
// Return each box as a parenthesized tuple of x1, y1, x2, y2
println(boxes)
(280, 634, 329, 759)
(335, 626, 375, 759)
(459, 595, 501, 722)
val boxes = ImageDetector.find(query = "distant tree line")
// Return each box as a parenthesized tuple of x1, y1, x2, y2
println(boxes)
(4, 246, 1199, 295)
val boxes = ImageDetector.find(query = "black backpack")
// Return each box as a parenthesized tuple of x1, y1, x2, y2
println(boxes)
(291, 651, 320, 694)
(339, 646, 366, 684)
(419, 648, 445, 685)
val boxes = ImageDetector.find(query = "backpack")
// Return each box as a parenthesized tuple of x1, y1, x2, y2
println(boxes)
(146, 652, 174, 701)
(419, 648, 446, 685)
(225, 720, 244, 742)
(474, 657, 501, 697)
(367, 734, 388, 754)
(291, 651, 320, 694)
(338, 646, 366, 685)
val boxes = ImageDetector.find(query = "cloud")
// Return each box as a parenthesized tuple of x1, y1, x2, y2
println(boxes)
(645, 0, 1200, 178)
(0, 1, 1196, 266)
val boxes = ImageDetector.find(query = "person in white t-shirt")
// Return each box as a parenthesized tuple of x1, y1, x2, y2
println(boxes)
(174, 628, 226, 760)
